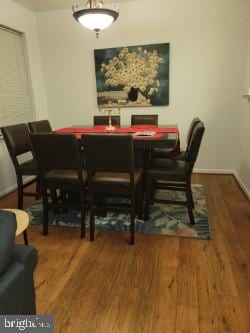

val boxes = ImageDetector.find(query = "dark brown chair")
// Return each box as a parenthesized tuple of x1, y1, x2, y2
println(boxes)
(83, 134, 143, 245)
(131, 115, 159, 167)
(1, 124, 39, 210)
(28, 120, 61, 211)
(131, 114, 158, 126)
(1, 123, 39, 245)
(144, 122, 205, 224)
(30, 133, 87, 238)
(93, 115, 120, 126)
(28, 120, 52, 133)
(153, 117, 201, 159)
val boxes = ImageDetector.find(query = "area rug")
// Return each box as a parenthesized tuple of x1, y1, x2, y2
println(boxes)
(26, 184, 210, 239)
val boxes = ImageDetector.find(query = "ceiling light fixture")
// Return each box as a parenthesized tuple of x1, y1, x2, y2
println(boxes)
(72, 0, 119, 38)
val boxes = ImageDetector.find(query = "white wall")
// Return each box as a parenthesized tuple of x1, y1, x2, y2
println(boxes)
(0, 0, 47, 196)
(236, 13, 250, 197)
(37, 0, 249, 171)
(1, 0, 249, 197)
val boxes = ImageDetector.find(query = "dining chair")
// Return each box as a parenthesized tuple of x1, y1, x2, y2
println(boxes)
(30, 133, 87, 238)
(131, 114, 158, 126)
(153, 117, 201, 159)
(28, 119, 61, 211)
(131, 114, 159, 167)
(83, 134, 143, 245)
(28, 120, 52, 133)
(93, 115, 120, 126)
(144, 122, 205, 224)
(1, 123, 39, 210)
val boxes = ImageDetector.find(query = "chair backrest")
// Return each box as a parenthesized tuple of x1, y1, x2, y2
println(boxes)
(28, 120, 52, 133)
(186, 122, 205, 173)
(93, 116, 120, 126)
(131, 115, 158, 126)
(30, 133, 82, 172)
(1, 124, 32, 167)
(186, 117, 201, 150)
(83, 134, 134, 174)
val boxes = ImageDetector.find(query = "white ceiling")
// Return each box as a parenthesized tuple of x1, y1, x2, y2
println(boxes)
(14, 0, 137, 12)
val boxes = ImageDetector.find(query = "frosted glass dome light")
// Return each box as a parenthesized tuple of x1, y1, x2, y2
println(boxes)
(73, 1, 119, 38)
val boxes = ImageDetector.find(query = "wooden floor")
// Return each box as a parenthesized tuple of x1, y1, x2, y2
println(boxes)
(0, 174, 249, 333)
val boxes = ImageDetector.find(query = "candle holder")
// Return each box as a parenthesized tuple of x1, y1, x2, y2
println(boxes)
(98, 101, 120, 131)
(106, 108, 115, 131)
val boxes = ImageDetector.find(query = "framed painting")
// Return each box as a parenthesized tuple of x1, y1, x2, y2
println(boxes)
(94, 43, 169, 108)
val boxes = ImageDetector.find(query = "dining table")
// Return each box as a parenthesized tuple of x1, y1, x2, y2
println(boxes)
(55, 124, 180, 167)
(55, 124, 179, 150)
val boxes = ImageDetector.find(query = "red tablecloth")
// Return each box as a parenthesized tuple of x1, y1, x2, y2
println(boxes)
(55, 125, 179, 139)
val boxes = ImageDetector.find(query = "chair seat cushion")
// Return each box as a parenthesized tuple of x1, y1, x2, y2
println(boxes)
(45, 169, 87, 183)
(146, 158, 187, 179)
(19, 159, 37, 174)
(153, 148, 186, 160)
(92, 169, 142, 187)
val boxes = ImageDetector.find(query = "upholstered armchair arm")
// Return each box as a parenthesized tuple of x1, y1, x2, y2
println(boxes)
(12, 245, 38, 272)
(0, 211, 38, 315)
(12, 245, 38, 314)
(0, 262, 25, 315)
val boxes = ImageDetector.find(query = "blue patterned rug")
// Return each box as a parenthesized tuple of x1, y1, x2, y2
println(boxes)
(27, 184, 210, 239)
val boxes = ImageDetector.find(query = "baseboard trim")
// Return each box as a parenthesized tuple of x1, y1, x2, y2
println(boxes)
(193, 168, 235, 174)
(0, 183, 18, 198)
(0, 176, 35, 199)
(233, 171, 250, 200)
(194, 168, 250, 200)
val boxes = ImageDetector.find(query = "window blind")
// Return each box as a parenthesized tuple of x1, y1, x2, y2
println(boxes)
(0, 26, 33, 128)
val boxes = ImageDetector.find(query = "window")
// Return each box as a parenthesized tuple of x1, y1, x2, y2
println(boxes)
(0, 26, 33, 128)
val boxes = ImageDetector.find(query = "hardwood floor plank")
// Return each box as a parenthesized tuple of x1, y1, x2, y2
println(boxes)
(217, 296, 249, 333)
(208, 218, 238, 297)
(177, 239, 198, 307)
(195, 240, 224, 333)
(176, 305, 199, 333)
(150, 266, 178, 333)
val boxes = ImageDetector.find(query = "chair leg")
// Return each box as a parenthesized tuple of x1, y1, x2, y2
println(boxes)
(23, 230, 28, 245)
(101, 195, 107, 217)
(35, 178, 40, 200)
(89, 191, 95, 241)
(187, 180, 194, 209)
(144, 178, 152, 221)
(150, 181, 156, 204)
(17, 176, 23, 209)
(136, 179, 143, 219)
(186, 186, 195, 224)
(130, 193, 135, 245)
(97, 194, 107, 217)
(50, 189, 59, 214)
(79, 188, 85, 239)
(42, 187, 49, 235)
(61, 190, 68, 213)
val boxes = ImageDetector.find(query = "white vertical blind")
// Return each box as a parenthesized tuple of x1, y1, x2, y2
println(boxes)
(0, 26, 33, 127)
